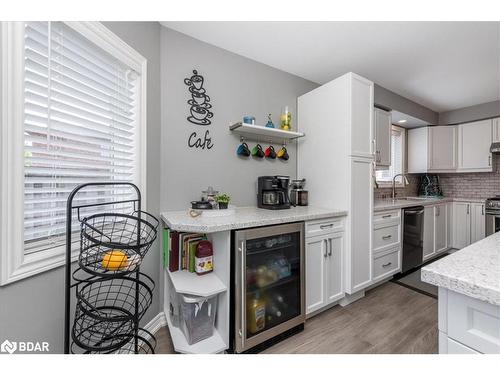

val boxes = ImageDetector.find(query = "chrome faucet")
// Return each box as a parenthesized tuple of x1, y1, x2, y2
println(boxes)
(392, 173, 410, 200)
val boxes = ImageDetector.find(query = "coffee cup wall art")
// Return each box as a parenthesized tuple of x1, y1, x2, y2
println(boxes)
(184, 69, 214, 125)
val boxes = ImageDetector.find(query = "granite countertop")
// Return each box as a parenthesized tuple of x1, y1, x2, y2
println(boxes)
(374, 196, 486, 212)
(160, 206, 347, 233)
(421, 232, 500, 306)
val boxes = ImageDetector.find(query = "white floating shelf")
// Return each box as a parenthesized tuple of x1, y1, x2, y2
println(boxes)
(166, 313, 227, 354)
(229, 122, 305, 143)
(168, 269, 227, 297)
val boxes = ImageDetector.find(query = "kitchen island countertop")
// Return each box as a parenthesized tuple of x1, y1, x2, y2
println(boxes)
(421, 231, 500, 306)
(160, 206, 347, 233)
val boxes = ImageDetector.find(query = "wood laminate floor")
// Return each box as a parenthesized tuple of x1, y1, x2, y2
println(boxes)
(154, 282, 438, 354)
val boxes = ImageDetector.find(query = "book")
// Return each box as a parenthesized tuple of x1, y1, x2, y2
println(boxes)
(169, 231, 180, 272)
(162, 228, 170, 269)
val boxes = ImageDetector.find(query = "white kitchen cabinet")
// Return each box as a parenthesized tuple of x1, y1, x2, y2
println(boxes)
(423, 206, 435, 260)
(453, 202, 471, 249)
(457, 120, 493, 172)
(305, 229, 345, 316)
(407, 126, 457, 173)
(434, 204, 448, 253)
(493, 117, 500, 142)
(452, 201, 486, 249)
(470, 202, 486, 244)
(374, 108, 391, 167)
(429, 126, 457, 172)
(423, 203, 449, 261)
(305, 235, 328, 314)
(298, 72, 374, 300)
(325, 232, 344, 304)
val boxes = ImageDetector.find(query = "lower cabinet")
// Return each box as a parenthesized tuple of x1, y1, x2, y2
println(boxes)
(453, 201, 485, 249)
(372, 246, 400, 283)
(423, 203, 450, 261)
(305, 222, 344, 316)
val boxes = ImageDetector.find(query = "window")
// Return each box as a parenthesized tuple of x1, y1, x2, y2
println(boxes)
(1, 22, 147, 285)
(376, 126, 406, 184)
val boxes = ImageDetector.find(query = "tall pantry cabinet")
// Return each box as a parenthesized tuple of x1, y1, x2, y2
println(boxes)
(298, 72, 374, 297)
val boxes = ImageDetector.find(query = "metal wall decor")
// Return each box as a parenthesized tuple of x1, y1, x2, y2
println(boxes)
(184, 69, 215, 150)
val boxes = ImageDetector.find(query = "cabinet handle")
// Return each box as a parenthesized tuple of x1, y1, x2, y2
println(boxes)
(320, 224, 334, 229)
(482, 204, 484, 215)
(467, 204, 470, 215)
(382, 262, 392, 268)
(382, 214, 392, 219)
(382, 235, 392, 240)
(324, 239, 328, 258)
(489, 155, 491, 166)
(328, 238, 332, 256)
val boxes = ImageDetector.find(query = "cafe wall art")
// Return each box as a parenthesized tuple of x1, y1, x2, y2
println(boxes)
(184, 69, 214, 150)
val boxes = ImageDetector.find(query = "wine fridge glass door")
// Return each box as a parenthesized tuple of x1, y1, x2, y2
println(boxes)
(235, 222, 305, 353)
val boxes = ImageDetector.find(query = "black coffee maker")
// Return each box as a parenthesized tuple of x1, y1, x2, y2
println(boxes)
(257, 176, 291, 210)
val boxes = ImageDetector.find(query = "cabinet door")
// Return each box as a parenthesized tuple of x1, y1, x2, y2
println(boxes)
(349, 74, 374, 158)
(305, 235, 328, 314)
(458, 120, 493, 171)
(348, 157, 373, 293)
(453, 202, 471, 249)
(429, 126, 457, 171)
(325, 232, 344, 304)
(374, 108, 391, 167)
(435, 204, 448, 253)
(493, 118, 500, 142)
(423, 205, 435, 260)
(470, 203, 486, 244)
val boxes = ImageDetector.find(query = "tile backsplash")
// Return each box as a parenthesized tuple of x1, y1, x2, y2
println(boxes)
(375, 156, 500, 200)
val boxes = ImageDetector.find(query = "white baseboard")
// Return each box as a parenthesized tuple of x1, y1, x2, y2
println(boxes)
(142, 312, 167, 334)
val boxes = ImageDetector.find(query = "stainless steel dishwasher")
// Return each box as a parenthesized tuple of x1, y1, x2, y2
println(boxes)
(402, 206, 425, 273)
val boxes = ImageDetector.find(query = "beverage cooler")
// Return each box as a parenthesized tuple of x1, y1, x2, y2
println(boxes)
(231, 222, 305, 353)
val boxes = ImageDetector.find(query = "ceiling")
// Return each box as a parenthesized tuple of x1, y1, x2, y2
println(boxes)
(391, 110, 428, 128)
(162, 21, 500, 113)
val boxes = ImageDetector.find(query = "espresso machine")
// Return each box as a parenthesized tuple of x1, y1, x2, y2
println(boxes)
(257, 176, 291, 209)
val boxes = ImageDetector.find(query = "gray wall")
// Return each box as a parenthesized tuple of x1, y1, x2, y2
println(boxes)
(439, 100, 500, 125)
(374, 84, 439, 125)
(0, 22, 161, 354)
(160, 27, 318, 211)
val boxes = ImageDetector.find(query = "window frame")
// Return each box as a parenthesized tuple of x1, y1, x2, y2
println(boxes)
(375, 125, 407, 187)
(1, 22, 147, 285)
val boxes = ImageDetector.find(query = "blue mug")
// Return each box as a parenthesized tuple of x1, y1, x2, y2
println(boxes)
(237, 142, 250, 157)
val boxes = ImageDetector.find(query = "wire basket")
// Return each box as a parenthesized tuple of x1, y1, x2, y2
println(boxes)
(77, 273, 154, 322)
(72, 304, 135, 352)
(71, 328, 156, 354)
(79, 211, 158, 276)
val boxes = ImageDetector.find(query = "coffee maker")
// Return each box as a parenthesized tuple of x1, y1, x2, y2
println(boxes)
(257, 176, 291, 210)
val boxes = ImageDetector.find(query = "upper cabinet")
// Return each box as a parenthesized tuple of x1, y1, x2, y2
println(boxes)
(429, 126, 457, 172)
(493, 117, 500, 142)
(457, 120, 493, 172)
(374, 108, 391, 167)
(408, 120, 493, 174)
(350, 75, 375, 158)
(408, 126, 457, 173)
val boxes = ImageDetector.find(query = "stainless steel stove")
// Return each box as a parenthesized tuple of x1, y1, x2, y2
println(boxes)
(485, 196, 500, 236)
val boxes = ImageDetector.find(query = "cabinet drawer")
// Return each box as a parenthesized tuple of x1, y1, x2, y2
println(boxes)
(373, 248, 400, 281)
(374, 209, 401, 227)
(373, 224, 400, 251)
(448, 290, 500, 354)
(306, 218, 343, 237)
(446, 337, 480, 354)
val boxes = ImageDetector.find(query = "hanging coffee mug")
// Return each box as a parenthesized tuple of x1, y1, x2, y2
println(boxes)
(251, 144, 265, 158)
(237, 142, 251, 157)
(265, 145, 277, 159)
(277, 146, 289, 161)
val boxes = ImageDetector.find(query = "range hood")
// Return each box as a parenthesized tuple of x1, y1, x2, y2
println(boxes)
(490, 142, 500, 154)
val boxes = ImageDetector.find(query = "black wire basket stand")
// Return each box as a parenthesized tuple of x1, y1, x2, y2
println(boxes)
(64, 182, 159, 354)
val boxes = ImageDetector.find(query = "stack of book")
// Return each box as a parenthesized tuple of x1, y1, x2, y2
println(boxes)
(162, 228, 208, 272)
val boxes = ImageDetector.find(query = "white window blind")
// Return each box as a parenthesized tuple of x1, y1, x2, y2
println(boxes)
(376, 127, 405, 183)
(23, 22, 140, 254)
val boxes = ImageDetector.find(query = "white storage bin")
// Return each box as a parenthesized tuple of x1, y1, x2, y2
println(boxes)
(169, 287, 181, 327)
(180, 293, 217, 345)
